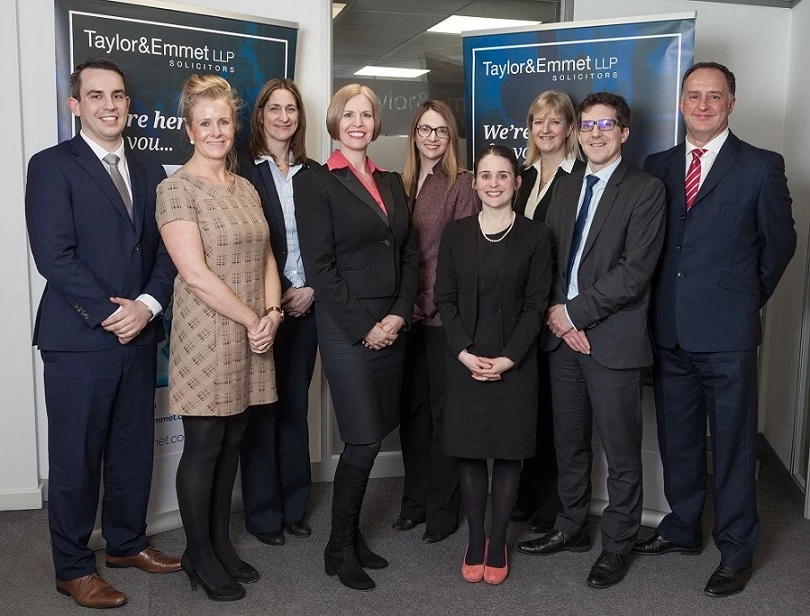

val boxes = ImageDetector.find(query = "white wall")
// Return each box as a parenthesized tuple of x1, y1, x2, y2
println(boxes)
(0, 0, 40, 510)
(573, 0, 800, 468)
(3, 0, 332, 509)
(767, 0, 810, 470)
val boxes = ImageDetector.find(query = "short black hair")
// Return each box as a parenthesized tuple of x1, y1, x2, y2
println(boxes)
(70, 58, 127, 100)
(681, 62, 736, 98)
(577, 92, 631, 129)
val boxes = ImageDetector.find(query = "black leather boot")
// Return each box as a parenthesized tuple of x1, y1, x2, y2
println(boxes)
(324, 460, 376, 590)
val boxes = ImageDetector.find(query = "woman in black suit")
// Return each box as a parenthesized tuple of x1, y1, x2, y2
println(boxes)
(512, 90, 585, 534)
(294, 84, 418, 592)
(237, 79, 319, 547)
(435, 145, 551, 584)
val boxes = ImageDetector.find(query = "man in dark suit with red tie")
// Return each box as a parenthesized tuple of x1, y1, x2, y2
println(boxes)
(634, 62, 796, 597)
(25, 58, 179, 608)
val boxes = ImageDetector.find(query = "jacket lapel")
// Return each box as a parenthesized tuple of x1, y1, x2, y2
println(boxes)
(375, 171, 395, 227)
(332, 168, 389, 226)
(72, 136, 134, 229)
(559, 168, 585, 274)
(580, 162, 626, 261)
(516, 166, 537, 216)
(256, 160, 288, 238)
(691, 132, 741, 209)
(127, 152, 145, 238)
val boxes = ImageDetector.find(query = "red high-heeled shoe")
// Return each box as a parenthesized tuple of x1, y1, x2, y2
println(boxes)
(483, 546, 508, 585)
(461, 539, 489, 583)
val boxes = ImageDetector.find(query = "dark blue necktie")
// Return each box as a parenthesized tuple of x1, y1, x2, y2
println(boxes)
(566, 174, 600, 292)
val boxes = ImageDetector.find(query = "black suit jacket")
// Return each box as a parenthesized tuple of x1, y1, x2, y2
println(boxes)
(236, 151, 318, 292)
(645, 131, 796, 352)
(542, 161, 666, 369)
(515, 159, 586, 222)
(293, 163, 418, 342)
(25, 135, 175, 351)
(434, 214, 552, 367)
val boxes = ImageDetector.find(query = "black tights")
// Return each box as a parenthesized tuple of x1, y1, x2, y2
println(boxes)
(458, 458, 521, 568)
(176, 413, 249, 584)
(341, 441, 382, 471)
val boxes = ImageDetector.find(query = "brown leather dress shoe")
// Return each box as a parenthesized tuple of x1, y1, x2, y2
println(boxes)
(105, 546, 181, 573)
(56, 573, 127, 608)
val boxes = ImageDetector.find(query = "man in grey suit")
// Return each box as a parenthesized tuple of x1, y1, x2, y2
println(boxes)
(517, 92, 666, 589)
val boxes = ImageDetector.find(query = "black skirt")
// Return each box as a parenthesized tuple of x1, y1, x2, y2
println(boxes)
(316, 299, 404, 444)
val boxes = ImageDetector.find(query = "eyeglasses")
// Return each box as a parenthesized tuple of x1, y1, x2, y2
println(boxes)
(416, 125, 450, 139)
(578, 119, 620, 132)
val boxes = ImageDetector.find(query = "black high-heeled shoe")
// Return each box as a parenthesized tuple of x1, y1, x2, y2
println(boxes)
(222, 559, 260, 584)
(181, 553, 246, 601)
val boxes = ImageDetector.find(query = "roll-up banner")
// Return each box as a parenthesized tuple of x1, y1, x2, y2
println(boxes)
(52, 0, 298, 534)
(463, 14, 696, 167)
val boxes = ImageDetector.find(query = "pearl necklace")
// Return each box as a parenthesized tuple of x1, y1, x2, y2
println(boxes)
(479, 211, 516, 243)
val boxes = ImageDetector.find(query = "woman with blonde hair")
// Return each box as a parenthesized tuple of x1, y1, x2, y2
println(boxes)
(157, 74, 282, 601)
(512, 90, 585, 535)
(393, 100, 477, 543)
(294, 83, 418, 591)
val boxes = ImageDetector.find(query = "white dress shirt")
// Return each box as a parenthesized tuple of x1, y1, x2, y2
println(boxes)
(684, 128, 729, 193)
(524, 153, 578, 220)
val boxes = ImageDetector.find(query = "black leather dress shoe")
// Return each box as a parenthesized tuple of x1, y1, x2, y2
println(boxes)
(704, 563, 752, 597)
(632, 532, 700, 556)
(510, 507, 533, 522)
(528, 517, 555, 534)
(254, 530, 285, 546)
(422, 529, 454, 544)
(517, 530, 591, 555)
(586, 550, 628, 588)
(392, 517, 421, 531)
(284, 522, 312, 538)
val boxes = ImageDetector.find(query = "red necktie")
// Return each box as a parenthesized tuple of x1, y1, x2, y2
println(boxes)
(685, 148, 706, 211)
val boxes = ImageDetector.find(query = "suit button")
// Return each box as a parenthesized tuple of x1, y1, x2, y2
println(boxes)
(680, 214, 686, 221)
(676, 244, 681, 250)
(134, 244, 141, 252)
(677, 272, 684, 278)
(383, 239, 392, 247)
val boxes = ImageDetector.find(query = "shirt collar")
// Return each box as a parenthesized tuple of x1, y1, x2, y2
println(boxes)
(686, 128, 729, 157)
(586, 156, 622, 184)
(255, 153, 302, 177)
(80, 130, 126, 163)
(529, 152, 578, 174)
(326, 149, 384, 173)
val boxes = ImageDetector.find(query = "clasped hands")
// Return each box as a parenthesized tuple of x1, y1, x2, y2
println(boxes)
(101, 297, 151, 345)
(546, 303, 591, 355)
(362, 315, 405, 350)
(458, 350, 514, 381)
(248, 312, 282, 355)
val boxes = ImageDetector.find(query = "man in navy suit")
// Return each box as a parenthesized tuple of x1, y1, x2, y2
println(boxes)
(25, 58, 179, 608)
(634, 62, 796, 597)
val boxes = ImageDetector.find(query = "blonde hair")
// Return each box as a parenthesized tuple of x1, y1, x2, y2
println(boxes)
(248, 78, 307, 165)
(179, 74, 243, 170)
(402, 100, 465, 198)
(524, 90, 580, 167)
(326, 84, 381, 142)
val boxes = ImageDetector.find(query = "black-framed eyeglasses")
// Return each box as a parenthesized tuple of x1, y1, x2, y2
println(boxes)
(416, 125, 450, 139)
(578, 119, 620, 132)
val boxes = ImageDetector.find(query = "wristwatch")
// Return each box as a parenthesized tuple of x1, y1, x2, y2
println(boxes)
(266, 305, 284, 321)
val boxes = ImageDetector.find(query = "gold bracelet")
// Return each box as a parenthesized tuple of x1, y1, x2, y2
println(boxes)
(266, 305, 284, 321)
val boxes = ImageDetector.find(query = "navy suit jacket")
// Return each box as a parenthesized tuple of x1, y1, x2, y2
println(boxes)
(26, 134, 176, 352)
(542, 161, 666, 369)
(644, 131, 796, 352)
(236, 151, 317, 293)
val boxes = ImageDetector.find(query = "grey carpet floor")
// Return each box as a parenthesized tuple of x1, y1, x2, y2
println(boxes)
(1, 461, 809, 616)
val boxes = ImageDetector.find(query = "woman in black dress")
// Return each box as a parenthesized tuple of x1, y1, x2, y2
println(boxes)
(435, 145, 551, 585)
(294, 84, 418, 592)
(512, 90, 585, 533)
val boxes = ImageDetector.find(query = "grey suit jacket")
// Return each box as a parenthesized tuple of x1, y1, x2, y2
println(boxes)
(541, 160, 666, 369)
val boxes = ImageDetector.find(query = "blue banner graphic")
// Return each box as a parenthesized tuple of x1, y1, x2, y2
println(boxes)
(463, 15, 695, 166)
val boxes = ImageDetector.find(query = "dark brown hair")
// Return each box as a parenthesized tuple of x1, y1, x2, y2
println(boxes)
(247, 78, 308, 165)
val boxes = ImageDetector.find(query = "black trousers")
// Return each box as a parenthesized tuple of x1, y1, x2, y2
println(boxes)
(515, 349, 561, 522)
(654, 345, 758, 569)
(398, 324, 460, 533)
(549, 344, 643, 555)
(43, 345, 155, 581)
(241, 311, 318, 534)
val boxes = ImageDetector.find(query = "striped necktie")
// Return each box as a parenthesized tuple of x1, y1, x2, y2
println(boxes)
(685, 148, 706, 211)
